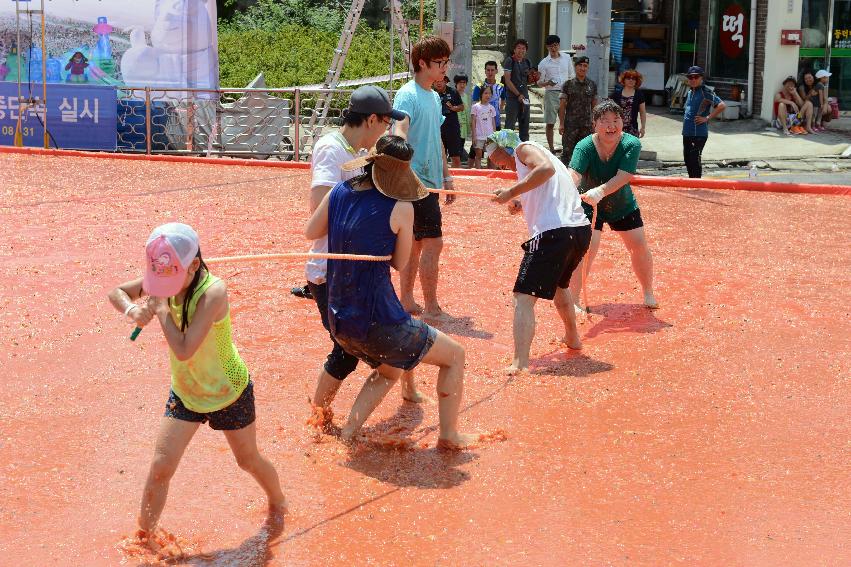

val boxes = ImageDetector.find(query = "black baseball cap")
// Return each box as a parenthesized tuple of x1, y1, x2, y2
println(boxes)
(686, 66, 704, 77)
(574, 55, 589, 65)
(349, 85, 406, 121)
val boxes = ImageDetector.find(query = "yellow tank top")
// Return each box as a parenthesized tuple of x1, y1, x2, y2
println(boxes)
(167, 272, 249, 413)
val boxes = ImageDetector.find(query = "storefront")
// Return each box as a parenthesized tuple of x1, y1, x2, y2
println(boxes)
(800, 0, 850, 109)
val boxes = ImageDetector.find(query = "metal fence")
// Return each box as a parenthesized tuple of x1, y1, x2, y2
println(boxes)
(115, 86, 361, 161)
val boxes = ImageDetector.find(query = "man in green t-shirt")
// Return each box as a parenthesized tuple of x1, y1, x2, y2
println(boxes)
(567, 100, 658, 310)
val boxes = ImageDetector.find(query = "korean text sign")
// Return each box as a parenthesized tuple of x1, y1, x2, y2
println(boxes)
(0, 84, 116, 150)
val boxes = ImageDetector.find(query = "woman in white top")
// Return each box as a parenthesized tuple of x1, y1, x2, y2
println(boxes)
(489, 129, 591, 373)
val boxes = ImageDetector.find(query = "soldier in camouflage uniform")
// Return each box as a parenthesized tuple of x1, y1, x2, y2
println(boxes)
(558, 56, 598, 165)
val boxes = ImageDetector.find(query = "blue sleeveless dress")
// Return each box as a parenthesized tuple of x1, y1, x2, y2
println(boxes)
(326, 181, 435, 370)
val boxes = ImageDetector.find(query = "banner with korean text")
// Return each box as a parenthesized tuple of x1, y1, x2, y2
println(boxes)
(0, 1, 218, 91)
(0, 83, 116, 150)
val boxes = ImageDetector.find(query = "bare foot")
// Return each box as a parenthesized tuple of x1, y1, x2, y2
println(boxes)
(559, 335, 583, 350)
(401, 299, 423, 315)
(574, 303, 588, 316)
(644, 292, 659, 309)
(267, 498, 288, 522)
(422, 306, 449, 321)
(436, 431, 479, 450)
(340, 424, 360, 444)
(401, 388, 430, 403)
(504, 362, 528, 376)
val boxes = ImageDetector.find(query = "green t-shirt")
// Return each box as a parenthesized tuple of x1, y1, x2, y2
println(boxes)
(569, 133, 641, 223)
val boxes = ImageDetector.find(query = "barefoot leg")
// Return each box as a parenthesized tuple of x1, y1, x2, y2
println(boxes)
(508, 292, 537, 372)
(419, 237, 444, 315)
(341, 368, 402, 441)
(400, 369, 427, 403)
(138, 417, 200, 533)
(223, 422, 286, 513)
(418, 330, 478, 447)
(400, 240, 423, 313)
(554, 287, 582, 349)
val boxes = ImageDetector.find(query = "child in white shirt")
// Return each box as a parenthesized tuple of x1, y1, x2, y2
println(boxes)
(470, 86, 497, 168)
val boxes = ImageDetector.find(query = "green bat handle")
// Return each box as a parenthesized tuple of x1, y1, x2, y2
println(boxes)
(130, 327, 143, 341)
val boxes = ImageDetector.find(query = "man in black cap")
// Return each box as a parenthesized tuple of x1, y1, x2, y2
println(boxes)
(303, 85, 425, 422)
(558, 55, 597, 166)
(681, 66, 726, 178)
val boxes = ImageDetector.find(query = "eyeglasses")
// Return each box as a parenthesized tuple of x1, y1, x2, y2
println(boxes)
(687, 75, 702, 80)
(431, 59, 449, 68)
(380, 116, 393, 126)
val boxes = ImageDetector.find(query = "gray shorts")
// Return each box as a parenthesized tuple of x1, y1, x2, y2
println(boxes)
(335, 318, 437, 371)
(543, 90, 561, 124)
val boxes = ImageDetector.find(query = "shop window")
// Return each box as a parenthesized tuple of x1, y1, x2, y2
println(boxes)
(709, 0, 750, 80)
(675, 0, 701, 73)
(802, 0, 831, 47)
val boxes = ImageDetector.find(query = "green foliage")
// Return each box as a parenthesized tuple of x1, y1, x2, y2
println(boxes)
(218, 23, 406, 88)
(220, 0, 346, 34)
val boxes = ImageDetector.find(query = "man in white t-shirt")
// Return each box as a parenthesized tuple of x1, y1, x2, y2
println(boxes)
(488, 129, 591, 374)
(537, 35, 575, 153)
(307, 85, 423, 417)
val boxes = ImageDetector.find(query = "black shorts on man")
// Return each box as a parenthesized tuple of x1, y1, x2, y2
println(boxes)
(592, 207, 644, 232)
(513, 225, 592, 300)
(412, 192, 442, 240)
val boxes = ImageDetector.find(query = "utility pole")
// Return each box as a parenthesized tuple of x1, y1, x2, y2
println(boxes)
(586, 0, 612, 97)
(437, 0, 472, 77)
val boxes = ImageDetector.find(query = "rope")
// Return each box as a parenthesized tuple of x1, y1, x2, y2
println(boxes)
(429, 187, 495, 198)
(581, 206, 596, 322)
(205, 252, 391, 265)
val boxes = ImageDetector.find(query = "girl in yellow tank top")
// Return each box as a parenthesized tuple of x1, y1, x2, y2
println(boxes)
(108, 222, 285, 549)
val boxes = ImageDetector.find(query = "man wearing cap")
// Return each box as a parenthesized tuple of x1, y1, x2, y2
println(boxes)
(537, 35, 575, 153)
(392, 36, 455, 319)
(558, 55, 597, 166)
(488, 130, 592, 373)
(682, 66, 726, 178)
(304, 85, 418, 415)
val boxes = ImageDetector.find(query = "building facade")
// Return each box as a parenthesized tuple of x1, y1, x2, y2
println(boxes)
(511, 0, 849, 120)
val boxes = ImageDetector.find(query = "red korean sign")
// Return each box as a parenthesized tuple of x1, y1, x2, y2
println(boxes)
(720, 4, 748, 58)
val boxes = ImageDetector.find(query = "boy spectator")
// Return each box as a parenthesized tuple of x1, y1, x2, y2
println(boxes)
(503, 39, 532, 141)
(435, 75, 464, 168)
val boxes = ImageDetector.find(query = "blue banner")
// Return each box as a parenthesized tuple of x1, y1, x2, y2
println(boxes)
(0, 83, 116, 150)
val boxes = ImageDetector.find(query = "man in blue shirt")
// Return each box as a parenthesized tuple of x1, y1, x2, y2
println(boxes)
(392, 36, 455, 319)
(682, 66, 726, 178)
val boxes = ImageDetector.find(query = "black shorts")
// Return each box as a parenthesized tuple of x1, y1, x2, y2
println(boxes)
(164, 380, 256, 430)
(513, 225, 592, 300)
(412, 192, 442, 240)
(441, 129, 462, 158)
(593, 207, 644, 232)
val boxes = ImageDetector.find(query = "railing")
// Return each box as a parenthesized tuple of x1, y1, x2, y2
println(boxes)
(115, 86, 361, 161)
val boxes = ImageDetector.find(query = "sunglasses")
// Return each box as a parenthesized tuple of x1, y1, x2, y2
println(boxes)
(687, 75, 702, 79)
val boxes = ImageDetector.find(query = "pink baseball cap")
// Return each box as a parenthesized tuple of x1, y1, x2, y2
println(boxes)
(143, 223, 200, 298)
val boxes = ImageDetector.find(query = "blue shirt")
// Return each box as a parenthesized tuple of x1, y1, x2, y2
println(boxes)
(472, 80, 506, 129)
(393, 80, 445, 189)
(682, 86, 723, 137)
(326, 181, 409, 342)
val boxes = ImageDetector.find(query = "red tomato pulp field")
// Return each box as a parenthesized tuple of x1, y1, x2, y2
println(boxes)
(0, 152, 848, 565)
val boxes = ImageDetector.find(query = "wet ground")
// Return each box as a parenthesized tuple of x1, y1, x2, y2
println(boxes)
(0, 153, 848, 565)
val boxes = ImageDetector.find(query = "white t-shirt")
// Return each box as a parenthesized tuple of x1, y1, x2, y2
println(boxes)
(306, 132, 365, 284)
(537, 53, 576, 91)
(513, 141, 589, 238)
(471, 102, 497, 141)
